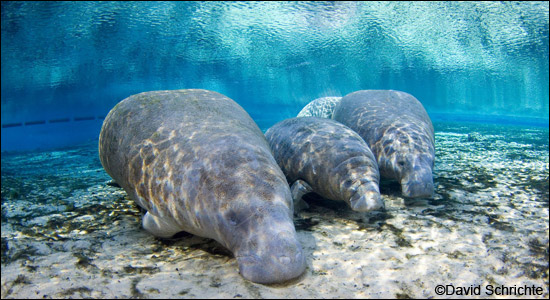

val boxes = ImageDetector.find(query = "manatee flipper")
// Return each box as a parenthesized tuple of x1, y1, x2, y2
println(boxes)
(142, 212, 182, 238)
(106, 180, 121, 188)
(290, 180, 312, 212)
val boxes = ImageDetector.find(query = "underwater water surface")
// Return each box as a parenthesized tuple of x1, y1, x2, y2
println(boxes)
(1, 1, 549, 298)
(1, 1, 549, 151)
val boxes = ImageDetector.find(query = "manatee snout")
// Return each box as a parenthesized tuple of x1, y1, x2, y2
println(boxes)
(349, 182, 384, 211)
(221, 201, 305, 284)
(236, 228, 305, 284)
(401, 163, 434, 198)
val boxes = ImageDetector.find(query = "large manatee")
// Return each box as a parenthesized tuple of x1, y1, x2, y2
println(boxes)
(98, 89, 305, 284)
(265, 117, 383, 212)
(332, 90, 435, 198)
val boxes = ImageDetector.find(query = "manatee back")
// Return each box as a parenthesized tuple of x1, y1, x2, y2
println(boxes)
(99, 89, 265, 187)
(98, 89, 285, 235)
(296, 96, 342, 118)
(333, 90, 434, 146)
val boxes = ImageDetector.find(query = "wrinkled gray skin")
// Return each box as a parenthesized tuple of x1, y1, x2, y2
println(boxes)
(99, 89, 305, 284)
(265, 117, 383, 212)
(332, 90, 435, 198)
(296, 96, 342, 118)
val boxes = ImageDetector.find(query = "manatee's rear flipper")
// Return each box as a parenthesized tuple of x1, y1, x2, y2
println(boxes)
(142, 212, 182, 238)
(290, 180, 313, 213)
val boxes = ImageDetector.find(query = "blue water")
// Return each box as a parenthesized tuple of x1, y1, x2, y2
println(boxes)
(1, 1, 548, 152)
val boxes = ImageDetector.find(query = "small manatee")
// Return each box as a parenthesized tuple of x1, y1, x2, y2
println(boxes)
(265, 117, 383, 212)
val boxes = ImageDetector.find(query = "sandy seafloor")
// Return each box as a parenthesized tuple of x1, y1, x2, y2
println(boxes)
(1, 121, 548, 299)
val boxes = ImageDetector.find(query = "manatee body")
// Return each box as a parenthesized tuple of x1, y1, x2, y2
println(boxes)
(265, 117, 383, 212)
(332, 90, 435, 198)
(98, 89, 305, 284)
(296, 96, 342, 118)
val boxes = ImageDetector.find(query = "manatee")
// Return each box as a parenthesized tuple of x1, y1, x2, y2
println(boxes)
(98, 89, 305, 284)
(332, 90, 435, 198)
(296, 96, 342, 118)
(265, 117, 383, 212)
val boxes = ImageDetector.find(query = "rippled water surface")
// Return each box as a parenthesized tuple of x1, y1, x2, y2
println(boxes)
(2, 2, 548, 151)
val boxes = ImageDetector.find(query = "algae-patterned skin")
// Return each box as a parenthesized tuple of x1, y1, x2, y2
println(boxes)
(98, 89, 305, 284)
(265, 117, 383, 212)
(333, 90, 435, 198)
(296, 97, 342, 119)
